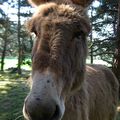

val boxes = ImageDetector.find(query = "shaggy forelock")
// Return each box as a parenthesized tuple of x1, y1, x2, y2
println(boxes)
(27, 3, 90, 33)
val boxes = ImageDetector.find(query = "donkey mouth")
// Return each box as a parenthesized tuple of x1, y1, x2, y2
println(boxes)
(23, 104, 62, 120)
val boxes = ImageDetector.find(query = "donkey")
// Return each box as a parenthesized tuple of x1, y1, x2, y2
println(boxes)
(23, 1, 119, 120)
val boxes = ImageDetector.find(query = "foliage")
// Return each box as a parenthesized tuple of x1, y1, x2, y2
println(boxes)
(0, 0, 33, 72)
(88, 0, 118, 65)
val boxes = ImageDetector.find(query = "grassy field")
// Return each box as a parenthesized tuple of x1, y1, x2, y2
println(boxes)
(0, 72, 29, 120)
(0, 71, 120, 120)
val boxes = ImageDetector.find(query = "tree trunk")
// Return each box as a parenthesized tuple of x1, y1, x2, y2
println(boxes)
(0, 18, 9, 71)
(17, 0, 22, 74)
(113, 0, 120, 81)
(1, 39, 7, 71)
(90, 6, 94, 64)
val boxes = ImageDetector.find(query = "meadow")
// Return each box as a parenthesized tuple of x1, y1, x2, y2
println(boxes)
(0, 72, 29, 120)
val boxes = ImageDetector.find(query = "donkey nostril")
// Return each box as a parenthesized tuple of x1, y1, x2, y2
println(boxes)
(47, 80, 50, 83)
(36, 98, 40, 101)
(50, 105, 60, 119)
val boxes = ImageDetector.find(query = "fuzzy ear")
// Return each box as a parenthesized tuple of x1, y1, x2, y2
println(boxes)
(28, 0, 48, 7)
(72, 0, 93, 7)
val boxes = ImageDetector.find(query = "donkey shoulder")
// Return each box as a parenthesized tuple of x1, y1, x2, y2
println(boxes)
(84, 64, 119, 120)
(86, 64, 119, 88)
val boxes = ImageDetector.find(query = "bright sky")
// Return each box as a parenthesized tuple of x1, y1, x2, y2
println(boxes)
(0, 2, 35, 23)
(92, 0, 100, 7)
(0, 0, 100, 22)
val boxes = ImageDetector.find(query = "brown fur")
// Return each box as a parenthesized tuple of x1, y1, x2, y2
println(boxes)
(28, 0, 93, 7)
(24, 2, 119, 120)
(27, 3, 90, 76)
(28, 0, 73, 7)
(63, 65, 119, 120)
(72, 0, 93, 6)
(27, 4, 91, 94)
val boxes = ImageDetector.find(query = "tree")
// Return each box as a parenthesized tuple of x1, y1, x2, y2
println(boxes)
(0, 7, 15, 71)
(89, 6, 94, 64)
(17, 0, 22, 74)
(17, 0, 33, 74)
(88, 0, 118, 66)
(113, 0, 120, 81)
(0, 0, 33, 72)
(0, 18, 9, 71)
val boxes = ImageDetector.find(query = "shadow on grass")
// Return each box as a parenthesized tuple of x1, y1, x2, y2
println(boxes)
(0, 72, 30, 120)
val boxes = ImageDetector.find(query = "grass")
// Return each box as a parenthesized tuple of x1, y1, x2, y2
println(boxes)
(0, 71, 29, 120)
(0, 71, 120, 120)
(117, 111, 120, 120)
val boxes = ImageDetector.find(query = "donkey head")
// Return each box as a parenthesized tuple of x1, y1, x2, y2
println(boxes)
(23, 1, 91, 120)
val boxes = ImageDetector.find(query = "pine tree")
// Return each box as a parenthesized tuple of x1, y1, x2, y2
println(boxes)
(113, 0, 120, 81)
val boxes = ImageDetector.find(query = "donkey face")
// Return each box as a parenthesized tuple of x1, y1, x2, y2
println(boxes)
(23, 3, 90, 120)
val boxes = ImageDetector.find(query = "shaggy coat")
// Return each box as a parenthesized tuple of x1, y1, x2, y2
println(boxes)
(63, 65, 118, 120)
(23, 2, 119, 120)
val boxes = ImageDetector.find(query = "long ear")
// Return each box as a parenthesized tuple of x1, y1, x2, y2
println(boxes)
(28, 0, 47, 7)
(72, 0, 93, 7)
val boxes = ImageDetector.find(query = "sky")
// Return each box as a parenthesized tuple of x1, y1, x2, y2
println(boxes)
(0, 1, 34, 23)
(0, 0, 100, 23)
(0, 0, 101, 40)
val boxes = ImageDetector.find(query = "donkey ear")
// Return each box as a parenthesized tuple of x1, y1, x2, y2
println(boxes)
(72, 0, 93, 7)
(28, 0, 47, 7)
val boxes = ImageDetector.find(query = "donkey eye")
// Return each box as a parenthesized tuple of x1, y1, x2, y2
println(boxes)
(32, 29, 37, 36)
(74, 31, 83, 39)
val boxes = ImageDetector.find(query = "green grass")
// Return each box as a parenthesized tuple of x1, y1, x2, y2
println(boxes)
(0, 72, 29, 120)
(0, 71, 120, 120)
(117, 114, 120, 120)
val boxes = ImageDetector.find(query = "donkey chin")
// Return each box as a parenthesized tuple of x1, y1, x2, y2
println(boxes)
(23, 71, 65, 120)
